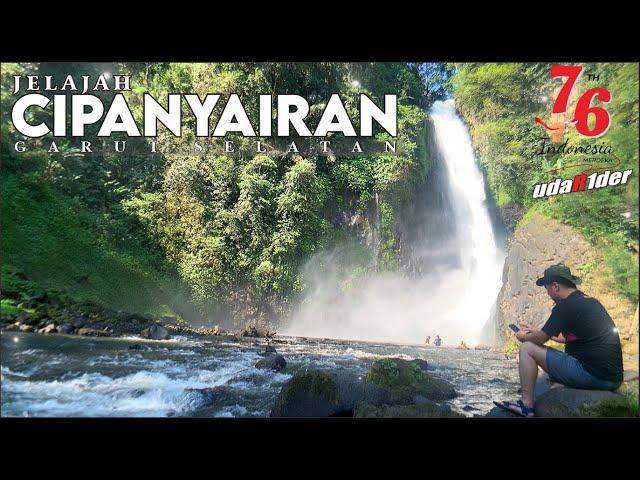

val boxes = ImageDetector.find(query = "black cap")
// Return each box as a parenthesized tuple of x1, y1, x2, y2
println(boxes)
(535, 263, 582, 286)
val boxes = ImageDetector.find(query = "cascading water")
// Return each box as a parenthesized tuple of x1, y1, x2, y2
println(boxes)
(429, 99, 505, 341)
(283, 99, 505, 345)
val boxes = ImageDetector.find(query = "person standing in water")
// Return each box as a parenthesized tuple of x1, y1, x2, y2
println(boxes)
(425, 336, 431, 345)
(434, 335, 442, 347)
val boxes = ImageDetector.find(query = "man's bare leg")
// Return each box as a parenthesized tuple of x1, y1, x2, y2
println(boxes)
(518, 341, 549, 408)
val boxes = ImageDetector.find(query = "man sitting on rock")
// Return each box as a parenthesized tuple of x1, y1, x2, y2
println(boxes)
(495, 263, 624, 417)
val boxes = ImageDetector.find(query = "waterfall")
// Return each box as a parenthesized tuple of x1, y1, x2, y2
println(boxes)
(283, 99, 505, 346)
(429, 99, 505, 341)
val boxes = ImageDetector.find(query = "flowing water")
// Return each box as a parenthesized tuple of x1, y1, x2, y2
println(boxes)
(0, 100, 513, 418)
(283, 99, 505, 345)
(1, 332, 518, 417)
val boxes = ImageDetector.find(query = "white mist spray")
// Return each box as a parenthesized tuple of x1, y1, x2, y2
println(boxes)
(283, 99, 505, 345)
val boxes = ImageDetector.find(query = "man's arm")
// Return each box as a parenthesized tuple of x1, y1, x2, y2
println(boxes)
(515, 328, 550, 346)
(551, 333, 566, 343)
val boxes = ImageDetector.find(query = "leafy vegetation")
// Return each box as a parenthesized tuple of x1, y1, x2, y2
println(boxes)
(580, 389, 639, 417)
(1, 62, 451, 326)
(453, 63, 639, 302)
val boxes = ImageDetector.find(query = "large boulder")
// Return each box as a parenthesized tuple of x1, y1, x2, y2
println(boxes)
(535, 388, 627, 417)
(355, 401, 463, 418)
(271, 370, 341, 417)
(366, 358, 456, 401)
(57, 323, 74, 334)
(255, 354, 287, 372)
(263, 345, 277, 355)
(484, 406, 518, 418)
(140, 324, 170, 340)
(270, 359, 457, 417)
(494, 214, 637, 360)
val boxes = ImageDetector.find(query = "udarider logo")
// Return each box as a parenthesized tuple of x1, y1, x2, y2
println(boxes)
(535, 65, 612, 143)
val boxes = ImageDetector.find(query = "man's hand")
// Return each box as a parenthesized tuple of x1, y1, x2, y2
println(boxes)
(518, 320, 533, 331)
(515, 327, 551, 346)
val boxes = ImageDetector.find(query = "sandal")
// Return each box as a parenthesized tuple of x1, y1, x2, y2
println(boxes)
(492, 399, 535, 418)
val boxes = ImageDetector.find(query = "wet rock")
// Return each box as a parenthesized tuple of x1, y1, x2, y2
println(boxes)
(140, 324, 170, 340)
(355, 401, 463, 418)
(264, 344, 277, 354)
(77, 327, 110, 337)
(254, 354, 286, 372)
(71, 316, 88, 329)
(462, 405, 479, 411)
(241, 324, 275, 338)
(128, 343, 145, 350)
(37, 323, 57, 334)
(412, 359, 429, 371)
(535, 388, 626, 417)
(485, 406, 518, 418)
(16, 312, 38, 326)
(498, 202, 524, 233)
(219, 334, 240, 342)
(57, 324, 74, 334)
(474, 344, 492, 351)
(496, 214, 637, 357)
(366, 358, 456, 401)
(271, 368, 423, 418)
(271, 370, 340, 417)
(19, 324, 35, 332)
(3, 323, 20, 332)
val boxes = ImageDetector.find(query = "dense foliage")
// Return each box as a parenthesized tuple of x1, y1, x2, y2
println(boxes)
(1, 62, 449, 326)
(453, 63, 639, 301)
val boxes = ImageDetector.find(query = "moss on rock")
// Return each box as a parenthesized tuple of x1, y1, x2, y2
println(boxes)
(366, 358, 456, 401)
(354, 401, 463, 418)
(271, 369, 340, 417)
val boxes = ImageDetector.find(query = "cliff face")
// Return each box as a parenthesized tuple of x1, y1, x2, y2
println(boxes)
(495, 213, 638, 368)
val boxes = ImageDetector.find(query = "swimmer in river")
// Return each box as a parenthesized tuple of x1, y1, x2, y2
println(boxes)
(434, 335, 442, 347)
(425, 335, 431, 345)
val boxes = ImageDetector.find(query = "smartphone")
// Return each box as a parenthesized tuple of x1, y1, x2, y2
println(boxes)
(508, 323, 520, 333)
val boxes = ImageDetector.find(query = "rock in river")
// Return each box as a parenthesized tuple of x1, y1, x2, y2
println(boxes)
(366, 358, 456, 401)
(271, 370, 341, 417)
(270, 360, 455, 417)
(77, 327, 110, 337)
(140, 324, 170, 340)
(355, 401, 463, 417)
(57, 324, 74, 334)
(535, 388, 628, 417)
(255, 354, 287, 372)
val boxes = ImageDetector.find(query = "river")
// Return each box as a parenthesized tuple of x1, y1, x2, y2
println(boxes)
(1, 332, 518, 417)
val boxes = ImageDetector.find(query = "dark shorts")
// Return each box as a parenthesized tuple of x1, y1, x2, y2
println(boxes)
(546, 348, 621, 391)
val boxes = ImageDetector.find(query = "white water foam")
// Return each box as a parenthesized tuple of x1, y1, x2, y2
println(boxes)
(283, 99, 505, 345)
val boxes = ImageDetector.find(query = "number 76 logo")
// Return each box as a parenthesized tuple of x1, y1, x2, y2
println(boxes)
(535, 65, 611, 139)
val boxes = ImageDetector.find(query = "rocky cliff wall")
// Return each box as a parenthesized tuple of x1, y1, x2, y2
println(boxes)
(495, 213, 638, 368)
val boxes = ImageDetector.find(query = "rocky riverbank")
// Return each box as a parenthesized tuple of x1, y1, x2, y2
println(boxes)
(484, 372, 639, 418)
(2, 280, 637, 418)
(494, 213, 639, 371)
(270, 357, 461, 417)
(0, 289, 274, 341)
